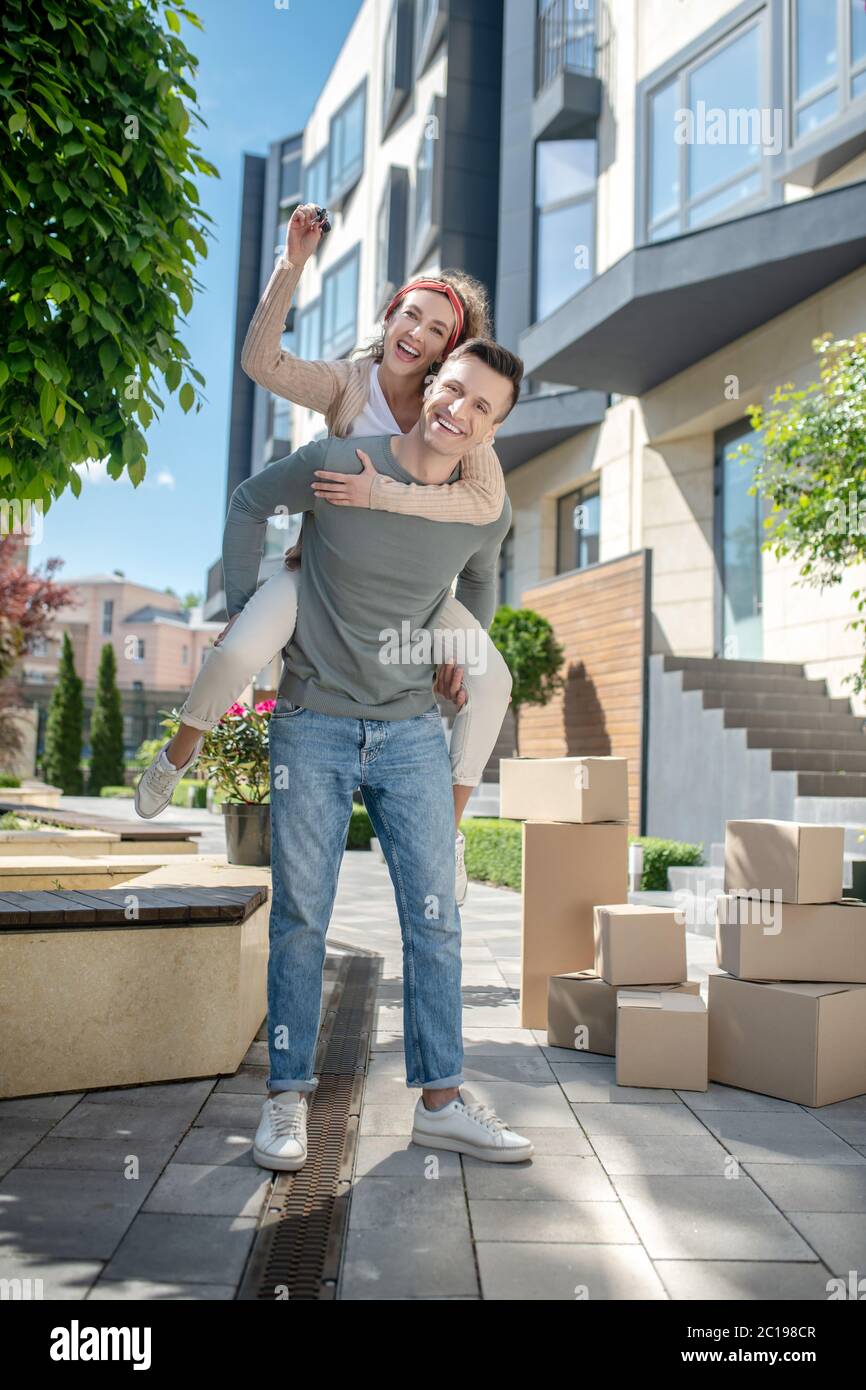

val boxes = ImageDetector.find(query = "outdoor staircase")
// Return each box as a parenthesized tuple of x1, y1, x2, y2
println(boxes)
(646, 654, 866, 855)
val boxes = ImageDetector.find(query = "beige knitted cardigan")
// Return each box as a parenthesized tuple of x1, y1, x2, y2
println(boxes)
(239, 255, 507, 523)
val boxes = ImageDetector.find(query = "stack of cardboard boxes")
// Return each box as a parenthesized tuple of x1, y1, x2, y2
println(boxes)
(710, 819, 866, 1107)
(500, 755, 708, 1091)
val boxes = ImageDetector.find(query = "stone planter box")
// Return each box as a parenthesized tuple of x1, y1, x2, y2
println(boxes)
(0, 830, 198, 858)
(0, 885, 269, 1098)
(0, 855, 173, 893)
(0, 782, 62, 809)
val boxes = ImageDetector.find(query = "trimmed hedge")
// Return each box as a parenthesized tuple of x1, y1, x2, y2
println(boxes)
(172, 780, 207, 809)
(0, 773, 21, 788)
(99, 785, 135, 799)
(458, 819, 703, 892)
(347, 804, 374, 849)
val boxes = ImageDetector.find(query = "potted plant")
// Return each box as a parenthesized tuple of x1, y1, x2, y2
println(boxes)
(161, 700, 274, 866)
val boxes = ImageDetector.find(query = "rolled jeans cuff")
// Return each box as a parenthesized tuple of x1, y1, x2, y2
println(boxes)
(267, 1076, 319, 1094)
(407, 1072, 465, 1090)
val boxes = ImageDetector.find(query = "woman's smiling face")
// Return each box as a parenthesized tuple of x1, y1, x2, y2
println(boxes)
(381, 288, 457, 376)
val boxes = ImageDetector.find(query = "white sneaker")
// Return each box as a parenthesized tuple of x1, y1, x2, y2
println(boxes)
(411, 1085, 534, 1163)
(134, 738, 202, 819)
(253, 1091, 309, 1171)
(455, 830, 468, 906)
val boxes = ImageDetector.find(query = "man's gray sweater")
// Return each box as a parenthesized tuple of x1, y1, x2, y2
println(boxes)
(222, 433, 512, 721)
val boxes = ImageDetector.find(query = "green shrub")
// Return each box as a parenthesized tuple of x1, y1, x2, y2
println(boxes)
(171, 779, 207, 809)
(0, 774, 21, 788)
(42, 631, 84, 793)
(88, 644, 125, 794)
(461, 817, 523, 890)
(99, 785, 135, 799)
(629, 836, 704, 891)
(347, 804, 374, 849)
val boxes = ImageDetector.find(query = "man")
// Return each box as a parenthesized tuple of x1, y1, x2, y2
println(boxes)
(221, 339, 534, 1170)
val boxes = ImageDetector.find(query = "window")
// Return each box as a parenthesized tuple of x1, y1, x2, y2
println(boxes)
(29, 634, 49, 657)
(131, 638, 145, 662)
(321, 247, 360, 358)
(375, 167, 409, 310)
(279, 136, 302, 205)
(270, 393, 291, 446)
(791, 0, 866, 139)
(101, 600, 114, 635)
(181, 645, 189, 666)
(534, 139, 596, 322)
(412, 96, 444, 267)
(298, 298, 322, 361)
(303, 150, 328, 209)
(274, 218, 289, 268)
(200, 648, 209, 669)
(415, 0, 446, 75)
(556, 482, 600, 574)
(383, 0, 414, 135)
(536, 0, 597, 92)
(328, 80, 366, 205)
(646, 18, 765, 241)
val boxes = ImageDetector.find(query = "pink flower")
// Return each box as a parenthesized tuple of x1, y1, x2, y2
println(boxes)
(223, 702, 248, 718)
(254, 699, 276, 714)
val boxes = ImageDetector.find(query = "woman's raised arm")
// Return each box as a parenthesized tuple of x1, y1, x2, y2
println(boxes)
(368, 439, 506, 524)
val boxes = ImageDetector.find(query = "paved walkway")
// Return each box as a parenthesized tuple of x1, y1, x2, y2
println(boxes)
(1, 850, 865, 1300)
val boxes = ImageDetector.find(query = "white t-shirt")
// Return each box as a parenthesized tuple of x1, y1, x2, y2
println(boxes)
(347, 363, 402, 437)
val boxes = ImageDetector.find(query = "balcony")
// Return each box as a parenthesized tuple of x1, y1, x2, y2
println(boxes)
(533, 0, 606, 141)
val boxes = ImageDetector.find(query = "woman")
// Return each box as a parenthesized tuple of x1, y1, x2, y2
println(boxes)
(135, 204, 513, 902)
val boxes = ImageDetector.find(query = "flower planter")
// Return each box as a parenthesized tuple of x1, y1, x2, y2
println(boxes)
(223, 802, 270, 866)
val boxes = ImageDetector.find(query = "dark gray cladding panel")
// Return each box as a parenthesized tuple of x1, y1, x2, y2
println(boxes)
(520, 181, 866, 396)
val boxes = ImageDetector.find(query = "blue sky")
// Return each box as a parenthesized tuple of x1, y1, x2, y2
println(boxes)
(31, 0, 362, 597)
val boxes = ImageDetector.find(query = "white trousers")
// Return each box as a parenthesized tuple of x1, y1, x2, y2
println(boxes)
(179, 568, 512, 787)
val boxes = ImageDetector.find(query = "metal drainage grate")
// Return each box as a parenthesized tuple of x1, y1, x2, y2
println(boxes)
(237, 946, 381, 1301)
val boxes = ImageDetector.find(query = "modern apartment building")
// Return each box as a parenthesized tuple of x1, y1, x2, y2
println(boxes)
(208, 0, 866, 847)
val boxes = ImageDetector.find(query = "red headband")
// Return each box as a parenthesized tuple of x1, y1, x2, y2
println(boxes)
(383, 279, 465, 357)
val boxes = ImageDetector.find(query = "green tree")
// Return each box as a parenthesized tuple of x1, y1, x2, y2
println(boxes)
(489, 606, 566, 755)
(738, 332, 866, 693)
(42, 630, 83, 792)
(87, 643, 125, 793)
(0, 0, 217, 505)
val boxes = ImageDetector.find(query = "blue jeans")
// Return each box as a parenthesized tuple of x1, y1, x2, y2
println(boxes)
(265, 700, 464, 1095)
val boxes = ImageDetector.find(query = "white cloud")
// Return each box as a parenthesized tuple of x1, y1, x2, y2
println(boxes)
(155, 470, 176, 489)
(73, 458, 130, 486)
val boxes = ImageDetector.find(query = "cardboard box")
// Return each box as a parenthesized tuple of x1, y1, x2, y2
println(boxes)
(616, 992, 708, 1091)
(500, 756, 629, 824)
(548, 971, 700, 1055)
(715, 894, 866, 982)
(521, 821, 628, 1029)
(708, 973, 866, 1106)
(724, 820, 844, 903)
(593, 902, 687, 986)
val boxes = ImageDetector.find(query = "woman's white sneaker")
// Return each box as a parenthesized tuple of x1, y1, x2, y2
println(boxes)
(253, 1091, 309, 1171)
(411, 1085, 534, 1163)
(134, 737, 202, 819)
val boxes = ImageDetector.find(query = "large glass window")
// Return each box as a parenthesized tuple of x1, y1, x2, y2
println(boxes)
(298, 298, 322, 361)
(321, 248, 360, 358)
(328, 81, 366, 203)
(303, 151, 328, 209)
(556, 482, 600, 574)
(271, 394, 291, 445)
(791, 0, 866, 137)
(101, 600, 114, 635)
(647, 19, 765, 241)
(412, 98, 443, 264)
(279, 136, 302, 205)
(376, 167, 409, 310)
(534, 139, 596, 322)
(383, 0, 413, 135)
(416, 0, 446, 75)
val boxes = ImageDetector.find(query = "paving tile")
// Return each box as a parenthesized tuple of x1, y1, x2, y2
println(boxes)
(142, 1162, 270, 1217)
(677, 1082, 799, 1113)
(808, 1115, 866, 1145)
(461, 1055, 555, 1084)
(571, 1102, 709, 1137)
(461, 1153, 614, 1201)
(0, 1168, 153, 1260)
(701, 1112, 866, 1165)
(0, 1255, 101, 1301)
(353, 1136, 461, 1177)
(611, 1174, 817, 1261)
(590, 1134, 734, 1176)
(348, 1175, 469, 1232)
(655, 1260, 834, 1301)
(457, 1080, 575, 1127)
(242, 1041, 269, 1067)
(469, 1198, 637, 1243)
(784, 1213, 866, 1278)
(88, 1279, 236, 1300)
(213, 1068, 268, 1096)
(359, 1102, 416, 1137)
(193, 1094, 263, 1129)
(82, 1080, 213, 1109)
(502, 1127, 594, 1156)
(51, 1102, 195, 1145)
(17, 1136, 176, 1175)
(0, 1118, 57, 1170)
(475, 1242, 667, 1300)
(339, 1228, 478, 1299)
(172, 1127, 256, 1167)
(559, 1070, 679, 1104)
(743, 1162, 866, 1213)
(102, 1213, 257, 1285)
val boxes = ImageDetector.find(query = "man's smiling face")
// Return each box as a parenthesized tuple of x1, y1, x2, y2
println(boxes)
(419, 356, 514, 458)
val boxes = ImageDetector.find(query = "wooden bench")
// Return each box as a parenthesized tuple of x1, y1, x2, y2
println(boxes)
(0, 801, 202, 858)
(0, 799, 202, 841)
(0, 885, 269, 1098)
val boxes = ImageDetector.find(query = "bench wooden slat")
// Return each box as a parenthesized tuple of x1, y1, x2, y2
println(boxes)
(0, 801, 201, 839)
(0, 883, 268, 929)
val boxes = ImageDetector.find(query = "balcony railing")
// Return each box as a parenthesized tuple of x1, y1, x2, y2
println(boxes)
(536, 0, 599, 93)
